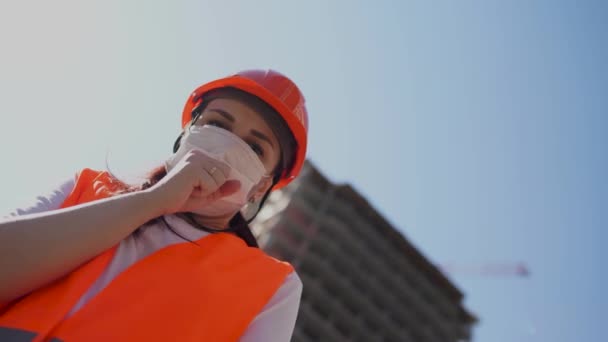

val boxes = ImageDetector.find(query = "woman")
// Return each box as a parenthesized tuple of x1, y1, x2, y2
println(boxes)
(0, 69, 309, 341)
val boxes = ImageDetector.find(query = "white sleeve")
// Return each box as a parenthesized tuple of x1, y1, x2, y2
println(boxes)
(3, 176, 76, 217)
(239, 271, 303, 342)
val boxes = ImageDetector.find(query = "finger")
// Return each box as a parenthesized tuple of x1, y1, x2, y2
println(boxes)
(196, 168, 221, 196)
(189, 150, 231, 178)
(190, 187, 205, 198)
(204, 165, 227, 188)
(205, 180, 241, 201)
(211, 159, 232, 179)
(193, 150, 231, 178)
(219, 180, 241, 197)
(190, 150, 231, 185)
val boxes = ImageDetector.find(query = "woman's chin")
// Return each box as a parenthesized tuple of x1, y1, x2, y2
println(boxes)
(185, 211, 236, 229)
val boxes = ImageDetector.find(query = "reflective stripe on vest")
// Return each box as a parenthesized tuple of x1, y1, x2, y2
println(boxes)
(0, 168, 293, 341)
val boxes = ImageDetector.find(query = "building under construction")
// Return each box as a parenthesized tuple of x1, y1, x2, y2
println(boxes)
(251, 161, 477, 342)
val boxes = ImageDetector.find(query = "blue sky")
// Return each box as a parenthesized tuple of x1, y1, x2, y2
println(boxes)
(0, 1, 606, 340)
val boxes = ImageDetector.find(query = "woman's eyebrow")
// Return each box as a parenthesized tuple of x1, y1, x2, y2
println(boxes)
(208, 108, 235, 122)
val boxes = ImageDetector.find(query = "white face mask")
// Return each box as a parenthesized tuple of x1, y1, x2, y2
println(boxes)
(165, 125, 270, 216)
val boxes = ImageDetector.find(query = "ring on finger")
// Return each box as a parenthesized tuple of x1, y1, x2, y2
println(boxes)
(209, 166, 218, 175)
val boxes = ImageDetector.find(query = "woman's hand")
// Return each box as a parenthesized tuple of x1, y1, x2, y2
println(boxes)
(0, 155, 239, 303)
(147, 149, 241, 216)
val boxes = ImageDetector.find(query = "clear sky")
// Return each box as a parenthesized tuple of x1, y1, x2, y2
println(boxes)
(1, 1, 606, 341)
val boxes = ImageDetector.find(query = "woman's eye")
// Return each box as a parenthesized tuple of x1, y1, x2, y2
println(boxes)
(206, 120, 228, 129)
(249, 143, 264, 157)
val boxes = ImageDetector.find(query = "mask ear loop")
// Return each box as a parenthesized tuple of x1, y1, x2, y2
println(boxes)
(243, 175, 280, 223)
(243, 140, 289, 223)
(173, 101, 207, 153)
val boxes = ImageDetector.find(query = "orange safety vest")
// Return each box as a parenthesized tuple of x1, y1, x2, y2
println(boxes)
(0, 168, 294, 342)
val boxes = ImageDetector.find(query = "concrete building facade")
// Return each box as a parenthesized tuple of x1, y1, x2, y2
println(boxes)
(251, 161, 477, 342)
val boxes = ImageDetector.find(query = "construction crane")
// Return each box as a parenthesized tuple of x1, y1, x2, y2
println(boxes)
(438, 262, 530, 277)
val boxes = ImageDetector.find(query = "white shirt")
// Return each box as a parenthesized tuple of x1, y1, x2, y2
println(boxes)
(7, 176, 302, 342)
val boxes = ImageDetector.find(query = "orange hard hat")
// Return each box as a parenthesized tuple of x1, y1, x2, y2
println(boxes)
(181, 69, 309, 190)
